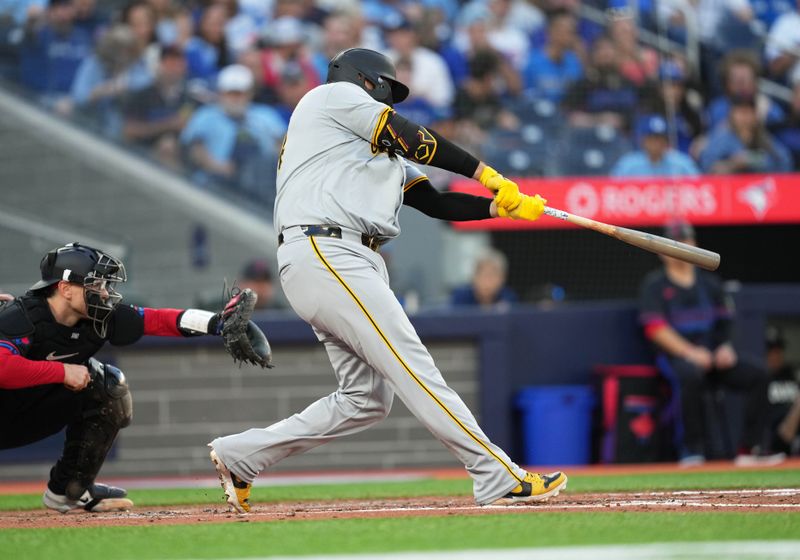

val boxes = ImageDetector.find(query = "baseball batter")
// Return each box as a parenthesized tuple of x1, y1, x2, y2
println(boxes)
(210, 48, 567, 512)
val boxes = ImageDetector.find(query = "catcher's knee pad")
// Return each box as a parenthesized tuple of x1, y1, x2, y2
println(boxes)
(58, 360, 133, 500)
(87, 358, 133, 428)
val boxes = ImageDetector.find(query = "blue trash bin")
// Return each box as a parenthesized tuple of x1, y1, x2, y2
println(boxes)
(516, 385, 594, 466)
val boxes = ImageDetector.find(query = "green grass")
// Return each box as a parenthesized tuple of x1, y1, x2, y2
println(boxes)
(1, 468, 798, 559)
(1, 513, 797, 559)
(1, 468, 799, 511)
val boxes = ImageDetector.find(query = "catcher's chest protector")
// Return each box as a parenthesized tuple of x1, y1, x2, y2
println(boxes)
(0, 296, 104, 363)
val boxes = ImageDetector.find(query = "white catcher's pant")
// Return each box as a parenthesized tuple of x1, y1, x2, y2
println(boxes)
(210, 228, 526, 504)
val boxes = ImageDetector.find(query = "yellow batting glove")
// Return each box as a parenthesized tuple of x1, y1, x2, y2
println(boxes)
(494, 179, 522, 211)
(478, 165, 502, 192)
(497, 194, 547, 221)
(479, 166, 521, 211)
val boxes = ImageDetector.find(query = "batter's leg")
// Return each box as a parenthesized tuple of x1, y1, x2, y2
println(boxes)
(210, 328, 394, 482)
(296, 238, 535, 504)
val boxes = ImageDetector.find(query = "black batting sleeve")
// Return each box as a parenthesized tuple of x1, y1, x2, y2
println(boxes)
(376, 111, 480, 178)
(403, 178, 492, 221)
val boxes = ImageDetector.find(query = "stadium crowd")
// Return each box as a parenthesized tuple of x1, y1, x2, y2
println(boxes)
(2, 0, 800, 209)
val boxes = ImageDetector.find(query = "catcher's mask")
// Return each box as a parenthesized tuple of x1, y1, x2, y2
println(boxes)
(327, 48, 409, 107)
(30, 242, 127, 338)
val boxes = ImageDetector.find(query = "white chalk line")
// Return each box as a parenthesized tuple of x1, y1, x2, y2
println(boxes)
(183, 541, 800, 560)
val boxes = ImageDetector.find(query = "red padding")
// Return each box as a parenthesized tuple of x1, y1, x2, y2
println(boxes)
(143, 308, 183, 337)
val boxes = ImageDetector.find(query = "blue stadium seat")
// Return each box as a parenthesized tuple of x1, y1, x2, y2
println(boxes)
(481, 126, 552, 177)
(509, 96, 563, 139)
(553, 125, 632, 177)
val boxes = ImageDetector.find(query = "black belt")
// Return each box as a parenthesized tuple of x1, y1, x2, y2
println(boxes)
(278, 225, 385, 252)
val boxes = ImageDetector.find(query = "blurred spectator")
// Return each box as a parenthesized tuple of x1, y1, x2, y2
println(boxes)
(392, 55, 443, 126)
(487, 0, 544, 37)
(765, 326, 800, 456)
(707, 50, 784, 129)
(122, 45, 196, 170)
(146, 0, 181, 45)
(310, 9, 362, 79)
(180, 64, 286, 205)
(184, 3, 231, 83)
(122, 1, 159, 73)
(71, 0, 108, 40)
(0, 0, 46, 30)
(611, 114, 700, 177)
(454, 2, 528, 71)
(384, 13, 454, 109)
(638, 220, 776, 465)
(235, 0, 271, 26)
(68, 24, 153, 138)
(521, 8, 583, 103)
(609, 12, 658, 87)
(480, 0, 530, 70)
(561, 34, 639, 130)
(18, 0, 93, 104)
(450, 248, 518, 310)
(273, 0, 328, 25)
(765, 3, 800, 84)
(273, 59, 311, 123)
(237, 258, 276, 310)
(656, 0, 754, 52)
(213, 0, 260, 59)
(652, 60, 705, 154)
(454, 5, 522, 97)
(453, 49, 517, 131)
(243, 16, 320, 105)
(195, 257, 278, 310)
(750, 0, 795, 32)
(772, 77, 800, 168)
(699, 94, 793, 173)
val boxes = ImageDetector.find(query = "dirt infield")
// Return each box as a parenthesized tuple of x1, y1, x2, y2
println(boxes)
(1, 488, 798, 529)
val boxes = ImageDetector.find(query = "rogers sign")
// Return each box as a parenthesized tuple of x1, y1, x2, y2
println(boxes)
(450, 173, 800, 230)
(564, 181, 718, 218)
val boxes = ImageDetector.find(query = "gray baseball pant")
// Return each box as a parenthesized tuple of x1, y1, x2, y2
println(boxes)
(210, 228, 525, 504)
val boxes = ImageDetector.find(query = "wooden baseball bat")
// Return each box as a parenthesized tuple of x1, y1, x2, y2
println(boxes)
(543, 207, 721, 271)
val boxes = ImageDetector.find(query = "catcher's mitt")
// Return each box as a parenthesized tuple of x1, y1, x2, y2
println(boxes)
(220, 288, 273, 368)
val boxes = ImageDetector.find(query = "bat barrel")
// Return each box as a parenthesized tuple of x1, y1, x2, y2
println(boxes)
(615, 227, 721, 271)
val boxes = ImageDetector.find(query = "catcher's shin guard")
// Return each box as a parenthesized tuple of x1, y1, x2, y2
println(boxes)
(50, 359, 133, 500)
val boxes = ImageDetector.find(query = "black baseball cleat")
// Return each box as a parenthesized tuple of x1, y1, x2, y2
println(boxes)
(490, 471, 568, 505)
(43, 483, 133, 513)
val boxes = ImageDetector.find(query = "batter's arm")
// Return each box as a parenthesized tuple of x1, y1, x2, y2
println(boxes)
(376, 112, 480, 178)
(376, 113, 529, 211)
(402, 177, 498, 221)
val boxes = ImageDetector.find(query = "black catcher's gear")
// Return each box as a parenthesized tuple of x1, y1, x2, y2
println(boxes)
(29, 242, 127, 338)
(327, 48, 409, 107)
(57, 358, 133, 501)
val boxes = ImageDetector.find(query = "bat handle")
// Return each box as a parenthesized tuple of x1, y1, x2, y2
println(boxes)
(543, 206, 570, 221)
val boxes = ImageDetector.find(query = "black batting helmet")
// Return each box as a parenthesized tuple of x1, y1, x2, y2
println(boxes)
(30, 242, 127, 338)
(327, 48, 409, 107)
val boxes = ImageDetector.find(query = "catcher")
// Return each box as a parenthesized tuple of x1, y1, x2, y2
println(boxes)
(0, 242, 270, 513)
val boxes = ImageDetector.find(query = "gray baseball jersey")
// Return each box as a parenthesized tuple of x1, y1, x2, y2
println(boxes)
(211, 81, 526, 505)
(275, 81, 426, 239)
